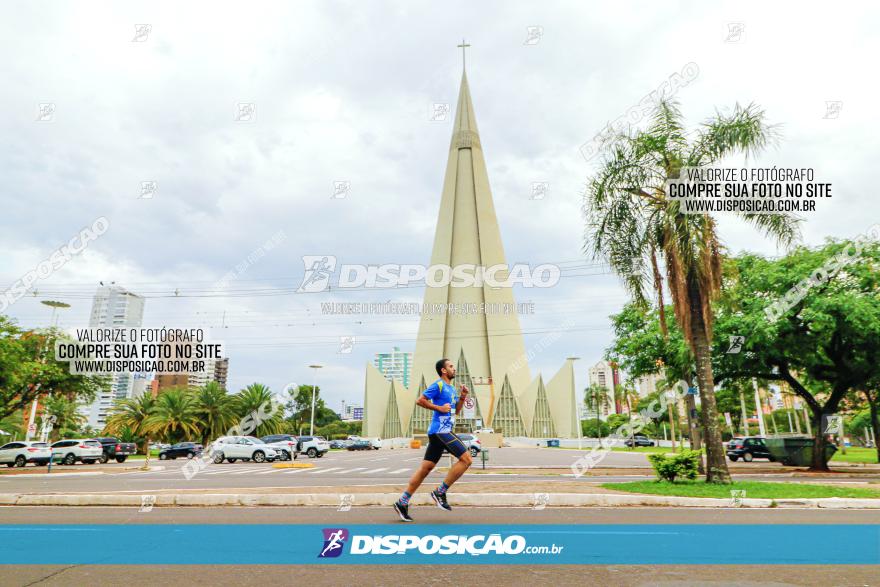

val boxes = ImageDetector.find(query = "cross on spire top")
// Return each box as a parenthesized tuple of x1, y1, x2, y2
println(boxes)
(457, 39, 471, 71)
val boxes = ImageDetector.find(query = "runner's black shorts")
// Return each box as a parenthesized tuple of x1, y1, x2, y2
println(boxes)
(424, 432, 468, 463)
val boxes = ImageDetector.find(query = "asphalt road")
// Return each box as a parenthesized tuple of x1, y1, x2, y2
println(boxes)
(2, 449, 877, 494)
(2, 508, 878, 587)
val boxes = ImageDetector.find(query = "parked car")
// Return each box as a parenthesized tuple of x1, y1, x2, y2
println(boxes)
(158, 442, 203, 460)
(210, 436, 278, 463)
(624, 434, 656, 448)
(50, 439, 103, 465)
(346, 439, 373, 451)
(0, 441, 52, 467)
(298, 436, 330, 458)
(94, 437, 138, 463)
(456, 433, 482, 457)
(727, 436, 774, 462)
(329, 440, 346, 449)
(260, 434, 300, 461)
(370, 438, 382, 450)
(474, 428, 495, 435)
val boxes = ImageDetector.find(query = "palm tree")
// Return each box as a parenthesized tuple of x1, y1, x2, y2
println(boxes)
(194, 381, 238, 445)
(105, 393, 156, 456)
(584, 100, 799, 483)
(234, 383, 284, 437)
(618, 382, 641, 450)
(144, 387, 201, 443)
(41, 394, 86, 441)
(584, 384, 611, 438)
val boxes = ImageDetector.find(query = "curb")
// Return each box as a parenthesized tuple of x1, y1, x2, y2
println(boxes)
(2, 492, 879, 509)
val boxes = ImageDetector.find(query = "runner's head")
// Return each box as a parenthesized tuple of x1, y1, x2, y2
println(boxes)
(435, 358, 455, 380)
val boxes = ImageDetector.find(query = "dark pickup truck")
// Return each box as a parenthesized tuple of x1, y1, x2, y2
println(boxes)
(94, 437, 137, 463)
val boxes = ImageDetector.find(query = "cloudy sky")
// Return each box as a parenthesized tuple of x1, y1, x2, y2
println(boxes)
(2, 1, 877, 413)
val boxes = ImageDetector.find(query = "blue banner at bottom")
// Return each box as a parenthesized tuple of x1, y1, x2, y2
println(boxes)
(1, 524, 878, 565)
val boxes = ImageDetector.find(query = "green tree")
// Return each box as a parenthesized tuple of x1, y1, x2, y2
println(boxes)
(235, 383, 284, 437)
(0, 318, 106, 422)
(193, 381, 238, 444)
(584, 100, 799, 483)
(39, 394, 86, 441)
(713, 240, 880, 469)
(105, 393, 156, 456)
(144, 388, 200, 443)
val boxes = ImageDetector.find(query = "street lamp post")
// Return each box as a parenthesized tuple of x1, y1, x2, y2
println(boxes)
(26, 301, 71, 441)
(308, 364, 323, 436)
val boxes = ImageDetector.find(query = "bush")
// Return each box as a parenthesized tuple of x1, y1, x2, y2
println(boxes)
(647, 449, 701, 483)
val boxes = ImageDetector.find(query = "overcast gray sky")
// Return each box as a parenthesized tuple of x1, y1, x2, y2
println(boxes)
(2, 1, 877, 412)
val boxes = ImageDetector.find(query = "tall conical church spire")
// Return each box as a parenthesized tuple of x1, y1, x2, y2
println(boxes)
(408, 55, 532, 428)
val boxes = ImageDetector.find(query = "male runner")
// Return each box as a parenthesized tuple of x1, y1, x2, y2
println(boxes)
(393, 358, 472, 522)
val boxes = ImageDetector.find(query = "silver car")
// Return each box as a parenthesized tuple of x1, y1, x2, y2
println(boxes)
(210, 436, 279, 464)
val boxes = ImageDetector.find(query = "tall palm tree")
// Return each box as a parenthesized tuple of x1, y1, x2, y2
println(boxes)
(584, 384, 611, 437)
(584, 100, 799, 483)
(194, 381, 238, 445)
(234, 383, 284, 437)
(144, 388, 201, 443)
(105, 393, 156, 456)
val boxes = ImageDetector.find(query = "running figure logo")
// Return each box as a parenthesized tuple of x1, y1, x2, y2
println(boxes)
(318, 528, 349, 558)
(298, 255, 337, 293)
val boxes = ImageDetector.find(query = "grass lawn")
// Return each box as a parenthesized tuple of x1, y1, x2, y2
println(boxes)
(830, 447, 879, 464)
(602, 480, 880, 499)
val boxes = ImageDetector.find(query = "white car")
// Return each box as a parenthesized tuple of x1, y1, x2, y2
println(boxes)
(298, 436, 330, 458)
(210, 436, 278, 464)
(456, 433, 482, 457)
(50, 439, 103, 465)
(370, 438, 382, 450)
(0, 441, 52, 467)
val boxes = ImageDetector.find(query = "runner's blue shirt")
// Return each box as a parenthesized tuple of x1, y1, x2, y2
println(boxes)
(423, 379, 458, 434)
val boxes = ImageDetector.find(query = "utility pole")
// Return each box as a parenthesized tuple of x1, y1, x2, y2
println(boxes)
(308, 364, 323, 436)
(752, 379, 767, 437)
(739, 388, 750, 436)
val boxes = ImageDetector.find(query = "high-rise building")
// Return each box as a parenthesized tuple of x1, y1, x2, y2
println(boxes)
(82, 285, 145, 430)
(363, 58, 579, 438)
(633, 371, 665, 398)
(373, 347, 412, 389)
(586, 360, 620, 420)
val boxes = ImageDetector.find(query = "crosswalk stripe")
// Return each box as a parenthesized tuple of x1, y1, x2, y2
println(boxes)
(283, 468, 305, 474)
(389, 468, 410, 474)
(361, 468, 387, 474)
(256, 468, 282, 474)
(228, 467, 267, 475)
(308, 467, 342, 474)
(335, 467, 366, 474)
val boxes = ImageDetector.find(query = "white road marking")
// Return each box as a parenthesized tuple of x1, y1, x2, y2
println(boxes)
(361, 468, 388, 474)
(334, 467, 367, 474)
(228, 467, 268, 475)
(389, 468, 411, 474)
(307, 467, 343, 474)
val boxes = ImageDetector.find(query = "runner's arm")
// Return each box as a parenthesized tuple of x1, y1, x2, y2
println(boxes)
(416, 394, 451, 414)
(454, 384, 469, 416)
